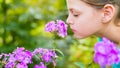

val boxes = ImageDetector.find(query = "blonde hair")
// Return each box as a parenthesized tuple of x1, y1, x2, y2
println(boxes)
(81, 0, 120, 25)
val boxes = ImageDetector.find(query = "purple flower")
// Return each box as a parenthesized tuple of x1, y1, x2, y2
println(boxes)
(16, 62, 28, 68)
(94, 37, 120, 66)
(45, 21, 56, 32)
(42, 50, 56, 62)
(8, 54, 16, 63)
(33, 48, 56, 62)
(42, 52, 51, 62)
(14, 48, 32, 64)
(13, 47, 25, 54)
(5, 62, 15, 68)
(32, 48, 57, 66)
(94, 53, 107, 66)
(56, 20, 67, 37)
(34, 62, 47, 68)
(45, 20, 67, 37)
(4, 47, 32, 68)
(22, 50, 32, 64)
(34, 65, 40, 68)
(94, 42, 113, 55)
(107, 52, 119, 65)
(0, 47, 57, 68)
(32, 48, 44, 55)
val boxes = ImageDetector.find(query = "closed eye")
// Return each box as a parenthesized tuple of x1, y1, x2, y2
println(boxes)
(73, 14, 79, 17)
(68, 8, 81, 17)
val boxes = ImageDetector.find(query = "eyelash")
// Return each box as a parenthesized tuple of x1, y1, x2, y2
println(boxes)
(73, 14, 79, 17)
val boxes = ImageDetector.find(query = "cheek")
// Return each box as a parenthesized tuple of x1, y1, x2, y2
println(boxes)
(74, 15, 102, 37)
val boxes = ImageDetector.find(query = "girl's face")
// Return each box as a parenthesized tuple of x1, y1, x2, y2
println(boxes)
(66, 0, 104, 39)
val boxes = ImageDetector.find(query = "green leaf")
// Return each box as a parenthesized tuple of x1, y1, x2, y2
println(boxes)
(74, 62, 85, 68)
(54, 49, 64, 57)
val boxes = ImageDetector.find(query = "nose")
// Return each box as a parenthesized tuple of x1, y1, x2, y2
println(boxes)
(66, 15, 74, 25)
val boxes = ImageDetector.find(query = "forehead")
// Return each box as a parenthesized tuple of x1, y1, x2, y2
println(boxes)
(66, 0, 91, 10)
(66, 0, 87, 6)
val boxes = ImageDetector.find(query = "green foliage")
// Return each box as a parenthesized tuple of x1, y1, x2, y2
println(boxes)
(0, 0, 101, 68)
(0, 0, 68, 52)
(68, 36, 100, 68)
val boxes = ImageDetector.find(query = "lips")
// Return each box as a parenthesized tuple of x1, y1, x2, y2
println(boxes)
(71, 29, 76, 33)
(70, 26, 76, 33)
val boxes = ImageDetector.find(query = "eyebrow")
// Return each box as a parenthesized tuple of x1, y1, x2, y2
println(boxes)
(68, 8, 81, 13)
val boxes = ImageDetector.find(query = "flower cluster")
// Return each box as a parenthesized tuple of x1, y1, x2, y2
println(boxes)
(45, 20, 67, 38)
(0, 20, 66, 68)
(5, 47, 32, 68)
(32, 48, 57, 68)
(0, 47, 57, 68)
(94, 37, 120, 66)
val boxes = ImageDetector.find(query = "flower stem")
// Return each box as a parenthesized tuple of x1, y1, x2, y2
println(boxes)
(52, 32, 57, 49)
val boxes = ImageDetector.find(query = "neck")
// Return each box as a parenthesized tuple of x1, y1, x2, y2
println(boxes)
(95, 21, 120, 44)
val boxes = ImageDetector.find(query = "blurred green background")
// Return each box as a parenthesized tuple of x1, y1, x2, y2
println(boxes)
(0, 0, 100, 68)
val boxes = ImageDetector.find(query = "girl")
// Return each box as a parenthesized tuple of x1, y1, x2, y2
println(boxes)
(66, 0, 120, 68)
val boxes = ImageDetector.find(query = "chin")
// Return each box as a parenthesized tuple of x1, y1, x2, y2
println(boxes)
(74, 34, 87, 39)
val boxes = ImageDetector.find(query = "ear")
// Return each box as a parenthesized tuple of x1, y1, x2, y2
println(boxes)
(102, 4, 115, 23)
